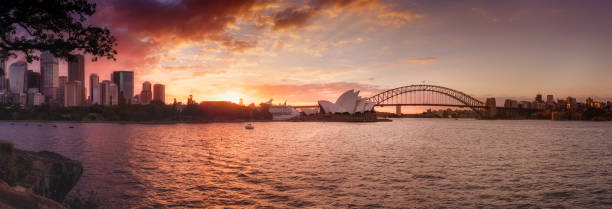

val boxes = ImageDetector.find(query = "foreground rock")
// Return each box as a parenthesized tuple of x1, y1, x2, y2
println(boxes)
(0, 140, 83, 207)
(0, 180, 68, 209)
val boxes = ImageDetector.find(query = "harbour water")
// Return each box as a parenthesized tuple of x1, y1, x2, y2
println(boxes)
(1, 119, 611, 208)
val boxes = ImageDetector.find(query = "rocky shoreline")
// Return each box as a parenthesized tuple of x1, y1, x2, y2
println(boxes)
(0, 140, 83, 209)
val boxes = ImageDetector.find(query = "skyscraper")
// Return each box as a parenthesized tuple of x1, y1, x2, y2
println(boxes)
(40, 51, 59, 101)
(68, 54, 85, 105)
(140, 81, 152, 104)
(9, 61, 27, 94)
(57, 76, 67, 106)
(0, 58, 7, 90)
(100, 80, 118, 106)
(153, 84, 165, 104)
(27, 70, 41, 89)
(111, 71, 134, 103)
(90, 74, 100, 105)
(64, 81, 83, 107)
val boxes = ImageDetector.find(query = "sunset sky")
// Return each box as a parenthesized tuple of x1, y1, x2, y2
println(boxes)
(11, 0, 612, 108)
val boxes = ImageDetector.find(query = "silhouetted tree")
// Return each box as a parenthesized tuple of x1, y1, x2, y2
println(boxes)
(0, 0, 117, 66)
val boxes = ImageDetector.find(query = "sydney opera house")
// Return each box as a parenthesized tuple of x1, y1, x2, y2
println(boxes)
(318, 89, 376, 114)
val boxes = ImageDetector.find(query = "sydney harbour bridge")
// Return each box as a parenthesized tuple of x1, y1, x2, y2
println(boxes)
(295, 84, 488, 116)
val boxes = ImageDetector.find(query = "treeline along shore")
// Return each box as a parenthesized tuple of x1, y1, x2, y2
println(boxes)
(0, 101, 273, 123)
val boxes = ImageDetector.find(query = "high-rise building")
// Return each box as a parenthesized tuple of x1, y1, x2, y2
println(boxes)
(546, 95, 554, 103)
(40, 51, 59, 101)
(153, 84, 165, 104)
(0, 58, 7, 90)
(535, 94, 543, 103)
(27, 88, 44, 106)
(89, 74, 100, 105)
(111, 71, 134, 103)
(27, 70, 41, 89)
(68, 54, 85, 104)
(9, 61, 27, 94)
(109, 83, 119, 106)
(100, 80, 118, 106)
(64, 81, 83, 107)
(57, 76, 67, 106)
(140, 81, 152, 104)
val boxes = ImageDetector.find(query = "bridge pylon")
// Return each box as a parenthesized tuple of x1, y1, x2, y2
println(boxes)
(396, 106, 401, 116)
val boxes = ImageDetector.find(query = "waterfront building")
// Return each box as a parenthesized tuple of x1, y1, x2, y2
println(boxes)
(90, 74, 100, 105)
(153, 84, 165, 103)
(64, 81, 83, 107)
(27, 88, 44, 106)
(317, 89, 376, 114)
(111, 71, 134, 103)
(132, 94, 141, 104)
(9, 61, 27, 94)
(504, 99, 518, 108)
(109, 83, 119, 105)
(519, 101, 531, 109)
(140, 81, 152, 104)
(68, 54, 85, 105)
(56, 76, 67, 106)
(546, 95, 554, 103)
(12, 93, 27, 105)
(567, 97, 577, 109)
(535, 94, 543, 103)
(27, 70, 41, 89)
(40, 51, 59, 101)
(0, 58, 7, 90)
(485, 98, 497, 117)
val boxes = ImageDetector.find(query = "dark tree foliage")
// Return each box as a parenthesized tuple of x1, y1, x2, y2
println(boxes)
(0, 0, 117, 63)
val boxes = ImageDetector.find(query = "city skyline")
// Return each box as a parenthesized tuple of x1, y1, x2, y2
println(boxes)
(2, 0, 612, 107)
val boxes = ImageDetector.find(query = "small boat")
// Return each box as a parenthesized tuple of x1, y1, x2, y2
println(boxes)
(68, 126, 74, 128)
(245, 123, 254, 129)
(51, 125, 57, 128)
(9, 123, 14, 125)
(37, 124, 42, 127)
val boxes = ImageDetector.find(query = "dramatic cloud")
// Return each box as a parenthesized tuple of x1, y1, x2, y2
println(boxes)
(248, 81, 384, 103)
(402, 57, 437, 64)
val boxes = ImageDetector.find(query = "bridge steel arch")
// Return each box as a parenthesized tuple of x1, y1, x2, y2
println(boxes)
(367, 84, 485, 114)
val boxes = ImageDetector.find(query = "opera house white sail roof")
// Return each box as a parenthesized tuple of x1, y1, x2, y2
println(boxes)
(318, 89, 375, 114)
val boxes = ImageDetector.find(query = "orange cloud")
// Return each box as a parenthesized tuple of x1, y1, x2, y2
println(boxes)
(471, 7, 501, 23)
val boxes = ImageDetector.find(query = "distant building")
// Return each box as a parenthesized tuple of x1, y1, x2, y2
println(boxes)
(90, 74, 100, 105)
(546, 95, 554, 103)
(111, 71, 134, 103)
(519, 101, 531, 109)
(56, 76, 67, 106)
(27, 88, 44, 106)
(153, 84, 165, 104)
(27, 70, 41, 89)
(567, 97, 577, 109)
(109, 83, 119, 105)
(40, 51, 59, 102)
(9, 61, 27, 94)
(140, 81, 152, 104)
(485, 98, 497, 117)
(64, 81, 83, 107)
(535, 94, 543, 103)
(12, 93, 27, 105)
(68, 54, 85, 104)
(504, 99, 518, 108)
(0, 58, 8, 90)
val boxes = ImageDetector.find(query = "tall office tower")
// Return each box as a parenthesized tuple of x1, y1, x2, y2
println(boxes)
(109, 83, 119, 106)
(111, 71, 134, 103)
(153, 84, 165, 104)
(140, 81, 152, 104)
(68, 54, 85, 104)
(100, 80, 115, 106)
(0, 58, 7, 90)
(9, 61, 27, 94)
(535, 94, 543, 103)
(57, 76, 67, 106)
(89, 74, 100, 105)
(546, 95, 554, 103)
(27, 70, 41, 89)
(64, 81, 83, 107)
(40, 51, 59, 101)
